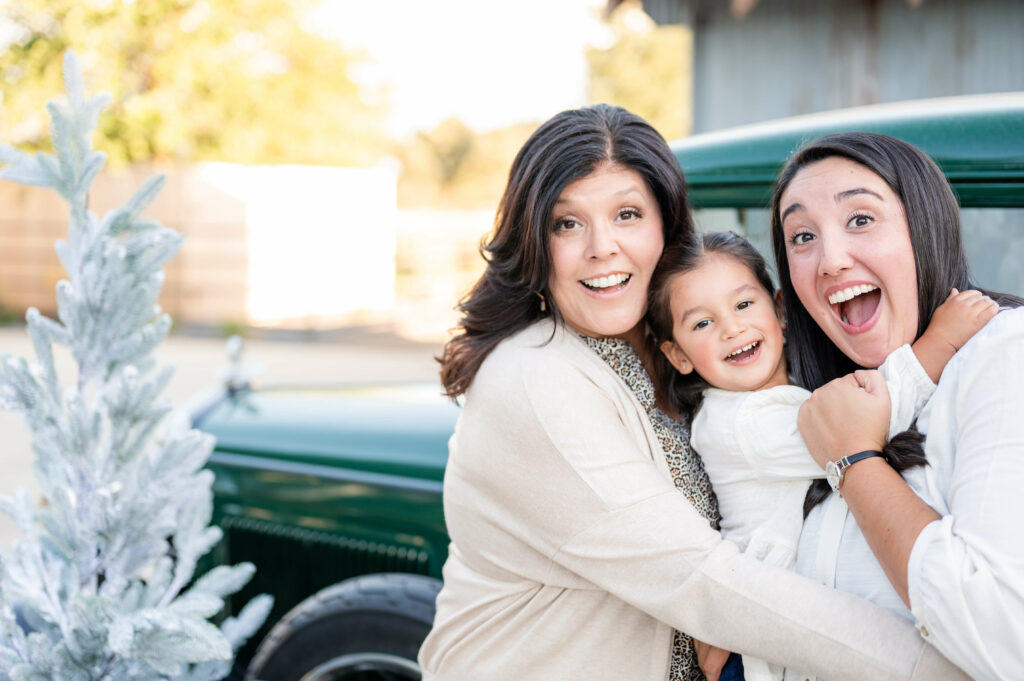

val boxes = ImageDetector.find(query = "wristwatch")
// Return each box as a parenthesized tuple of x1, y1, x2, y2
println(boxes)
(825, 450, 884, 493)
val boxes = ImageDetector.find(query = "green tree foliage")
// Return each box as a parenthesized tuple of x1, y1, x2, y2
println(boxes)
(587, 0, 692, 141)
(394, 117, 537, 210)
(0, 0, 386, 165)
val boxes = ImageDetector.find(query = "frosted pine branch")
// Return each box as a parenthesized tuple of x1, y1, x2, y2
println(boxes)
(0, 50, 270, 681)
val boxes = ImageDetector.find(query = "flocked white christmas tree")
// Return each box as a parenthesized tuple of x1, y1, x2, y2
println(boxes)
(0, 51, 271, 680)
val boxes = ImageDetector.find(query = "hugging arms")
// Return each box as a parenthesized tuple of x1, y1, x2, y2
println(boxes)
(419, 106, 978, 681)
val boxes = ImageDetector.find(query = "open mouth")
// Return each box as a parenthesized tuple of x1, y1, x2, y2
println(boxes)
(829, 284, 881, 327)
(725, 340, 760, 363)
(581, 273, 631, 292)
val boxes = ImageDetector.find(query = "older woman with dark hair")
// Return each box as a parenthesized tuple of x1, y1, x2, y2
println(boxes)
(418, 107, 967, 681)
(772, 131, 1024, 681)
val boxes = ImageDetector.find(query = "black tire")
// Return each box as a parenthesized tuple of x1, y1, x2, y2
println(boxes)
(245, 573, 442, 681)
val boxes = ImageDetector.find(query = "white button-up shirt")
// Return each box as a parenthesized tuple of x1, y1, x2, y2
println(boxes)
(799, 307, 1024, 681)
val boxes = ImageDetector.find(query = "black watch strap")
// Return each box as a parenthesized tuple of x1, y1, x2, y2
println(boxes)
(827, 449, 885, 493)
(844, 450, 884, 467)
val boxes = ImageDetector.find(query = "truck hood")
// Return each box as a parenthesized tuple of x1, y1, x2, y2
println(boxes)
(193, 383, 459, 482)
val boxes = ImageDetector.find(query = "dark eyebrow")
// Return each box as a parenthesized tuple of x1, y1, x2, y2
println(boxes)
(555, 185, 645, 206)
(780, 202, 803, 223)
(835, 187, 884, 203)
(781, 187, 884, 224)
(680, 283, 758, 322)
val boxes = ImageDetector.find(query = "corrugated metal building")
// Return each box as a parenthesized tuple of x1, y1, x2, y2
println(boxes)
(629, 0, 1024, 133)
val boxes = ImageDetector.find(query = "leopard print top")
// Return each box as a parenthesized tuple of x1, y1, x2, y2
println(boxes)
(582, 335, 721, 681)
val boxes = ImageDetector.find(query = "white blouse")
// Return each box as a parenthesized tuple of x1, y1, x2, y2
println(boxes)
(799, 307, 1024, 681)
(694, 344, 933, 564)
(692, 345, 934, 681)
(909, 307, 1024, 681)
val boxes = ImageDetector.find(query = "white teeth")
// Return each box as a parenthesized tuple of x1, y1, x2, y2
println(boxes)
(828, 284, 878, 305)
(726, 341, 759, 359)
(582, 273, 630, 289)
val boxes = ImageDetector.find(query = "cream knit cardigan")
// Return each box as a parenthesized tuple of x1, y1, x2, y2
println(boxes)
(418, 319, 964, 681)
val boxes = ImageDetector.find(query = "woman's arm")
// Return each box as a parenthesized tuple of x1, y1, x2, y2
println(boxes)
(718, 346, 927, 484)
(798, 313, 1024, 681)
(503, 349, 966, 681)
(797, 370, 939, 605)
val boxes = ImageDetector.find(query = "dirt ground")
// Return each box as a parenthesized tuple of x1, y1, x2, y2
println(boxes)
(0, 326, 445, 549)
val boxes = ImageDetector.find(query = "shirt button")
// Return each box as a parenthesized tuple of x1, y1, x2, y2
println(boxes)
(920, 625, 930, 637)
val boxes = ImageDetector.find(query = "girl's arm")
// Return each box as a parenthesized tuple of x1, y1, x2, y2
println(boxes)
(909, 288, 998, 383)
(698, 386, 825, 483)
(723, 344, 927, 483)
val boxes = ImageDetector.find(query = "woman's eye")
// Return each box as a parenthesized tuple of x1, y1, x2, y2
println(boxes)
(789, 230, 814, 246)
(618, 208, 641, 221)
(848, 214, 873, 229)
(736, 300, 752, 310)
(554, 218, 580, 232)
(693, 319, 711, 331)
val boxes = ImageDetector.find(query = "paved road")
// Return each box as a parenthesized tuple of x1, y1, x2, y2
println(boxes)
(0, 326, 444, 549)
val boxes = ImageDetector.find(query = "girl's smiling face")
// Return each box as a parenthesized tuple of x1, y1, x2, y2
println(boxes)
(659, 252, 788, 393)
(779, 156, 919, 368)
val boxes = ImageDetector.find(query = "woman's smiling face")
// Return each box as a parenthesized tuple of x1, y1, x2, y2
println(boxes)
(779, 156, 919, 368)
(547, 162, 664, 346)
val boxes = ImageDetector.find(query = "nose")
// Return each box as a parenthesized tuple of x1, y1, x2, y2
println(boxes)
(720, 313, 746, 340)
(585, 220, 618, 260)
(817, 230, 854, 277)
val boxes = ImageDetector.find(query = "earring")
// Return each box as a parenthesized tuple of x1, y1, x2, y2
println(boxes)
(537, 292, 547, 313)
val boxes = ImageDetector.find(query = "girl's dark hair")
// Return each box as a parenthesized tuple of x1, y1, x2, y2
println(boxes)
(648, 231, 779, 416)
(770, 131, 1024, 515)
(440, 103, 693, 397)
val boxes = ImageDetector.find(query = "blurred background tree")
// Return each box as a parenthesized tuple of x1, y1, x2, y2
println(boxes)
(0, 0, 387, 165)
(394, 0, 691, 211)
(587, 0, 691, 141)
(393, 118, 536, 210)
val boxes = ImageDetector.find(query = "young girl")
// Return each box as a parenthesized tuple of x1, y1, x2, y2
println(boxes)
(647, 231, 998, 681)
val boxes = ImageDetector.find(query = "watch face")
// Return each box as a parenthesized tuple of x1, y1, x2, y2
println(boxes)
(825, 461, 840, 491)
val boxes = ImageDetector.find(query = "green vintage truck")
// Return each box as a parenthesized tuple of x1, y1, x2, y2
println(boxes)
(193, 93, 1024, 681)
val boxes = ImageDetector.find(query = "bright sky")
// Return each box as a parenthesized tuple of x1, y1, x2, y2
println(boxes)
(306, 0, 612, 138)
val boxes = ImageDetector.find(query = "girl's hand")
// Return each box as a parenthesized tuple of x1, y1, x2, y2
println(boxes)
(798, 370, 890, 468)
(926, 288, 999, 352)
(693, 638, 731, 681)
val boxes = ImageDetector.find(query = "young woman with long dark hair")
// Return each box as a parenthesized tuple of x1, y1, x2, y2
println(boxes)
(773, 132, 1024, 681)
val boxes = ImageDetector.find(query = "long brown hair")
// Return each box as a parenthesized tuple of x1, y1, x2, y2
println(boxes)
(771, 131, 1023, 391)
(439, 104, 693, 398)
(770, 131, 1024, 515)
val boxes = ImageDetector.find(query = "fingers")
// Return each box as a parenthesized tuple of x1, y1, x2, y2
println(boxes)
(959, 290, 1000, 322)
(951, 288, 984, 302)
(970, 293, 1000, 311)
(853, 369, 885, 394)
(942, 288, 1000, 320)
(950, 288, 997, 306)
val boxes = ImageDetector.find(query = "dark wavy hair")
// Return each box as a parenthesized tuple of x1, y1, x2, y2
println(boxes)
(648, 231, 779, 416)
(439, 104, 694, 398)
(770, 131, 1024, 515)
